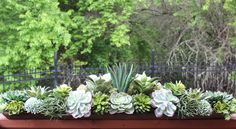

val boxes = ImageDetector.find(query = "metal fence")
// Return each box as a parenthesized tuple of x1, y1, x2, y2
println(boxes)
(0, 51, 236, 95)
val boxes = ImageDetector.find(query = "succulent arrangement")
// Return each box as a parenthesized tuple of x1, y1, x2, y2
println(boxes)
(1, 64, 236, 120)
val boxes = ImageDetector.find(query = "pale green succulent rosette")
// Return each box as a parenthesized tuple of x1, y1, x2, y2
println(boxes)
(66, 87, 92, 118)
(151, 88, 179, 118)
(24, 97, 43, 114)
(109, 92, 134, 114)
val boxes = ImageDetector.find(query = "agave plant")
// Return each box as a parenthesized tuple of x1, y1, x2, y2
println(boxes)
(128, 72, 158, 95)
(66, 89, 92, 118)
(108, 63, 134, 93)
(24, 97, 43, 114)
(86, 73, 113, 94)
(164, 81, 186, 96)
(109, 92, 134, 114)
(27, 86, 49, 99)
(53, 84, 72, 98)
(151, 88, 179, 117)
(177, 89, 212, 118)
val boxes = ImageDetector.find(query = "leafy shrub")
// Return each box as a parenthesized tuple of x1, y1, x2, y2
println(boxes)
(5, 100, 24, 115)
(109, 92, 134, 114)
(92, 92, 110, 115)
(133, 94, 151, 113)
(151, 88, 179, 117)
(128, 72, 158, 95)
(24, 97, 43, 114)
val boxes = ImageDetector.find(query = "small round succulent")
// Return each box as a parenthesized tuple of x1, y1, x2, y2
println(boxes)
(53, 84, 72, 98)
(5, 100, 24, 115)
(197, 100, 212, 116)
(24, 97, 43, 114)
(2, 90, 28, 103)
(92, 92, 110, 115)
(133, 94, 151, 113)
(109, 92, 134, 114)
(164, 81, 186, 96)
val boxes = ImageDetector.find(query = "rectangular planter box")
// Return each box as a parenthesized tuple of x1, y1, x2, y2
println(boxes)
(1, 113, 236, 129)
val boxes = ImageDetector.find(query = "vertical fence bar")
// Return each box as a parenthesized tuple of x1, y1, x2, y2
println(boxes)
(54, 52, 58, 87)
(1, 66, 4, 92)
(150, 49, 155, 77)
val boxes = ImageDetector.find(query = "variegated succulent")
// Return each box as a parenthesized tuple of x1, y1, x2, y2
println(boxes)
(66, 89, 92, 118)
(109, 92, 134, 114)
(151, 88, 179, 117)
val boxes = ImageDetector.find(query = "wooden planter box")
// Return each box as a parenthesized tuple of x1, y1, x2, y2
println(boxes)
(1, 113, 236, 129)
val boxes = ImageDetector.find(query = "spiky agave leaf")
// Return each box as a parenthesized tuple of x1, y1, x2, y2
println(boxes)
(108, 63, 134, 93)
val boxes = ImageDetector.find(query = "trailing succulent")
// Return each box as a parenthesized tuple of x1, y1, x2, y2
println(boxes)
(151, 88, 179, 117)
(66, 87, 92, 118)
(92, 92, 110, 115)
(86, 74, 113, 94)
(128, 72, 158, 95)
(109, 92, 134, 114)
(5, 100, 24, 115)
(53, 84, 72, 98)
(164, 81, 186, 96)
(177, 89, 212, 118)
(133, 94, 151, 113)
(205, 91, 236, 120)
(24, 97, 43, 114)
(27, 86, 49, 99)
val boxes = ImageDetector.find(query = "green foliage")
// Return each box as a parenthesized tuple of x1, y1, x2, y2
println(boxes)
(53, 84, 72, 98)
(108, 64, 134, 93)
(133, 94, 151, 113)
(27, 86, 49, 100)
(177, 89, 212, 118)
(24, 97, 43, 114)
(164, 81, 186, 96)
(128, 72, 158, 95)
(109, 92, 134, 114)
(92, 92, 110, 115)
(86, 74, 113, 95)
(5, 100, 24, 115)
(2, 90, 28, 103)
(40, 96, 67, 118)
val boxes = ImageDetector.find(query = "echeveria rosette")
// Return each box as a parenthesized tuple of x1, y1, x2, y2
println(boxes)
(53, 84, 72, 98)
(164, 81, 186, 96)
(2, 90, 28, 103)
(151, 88, 179, 118)
(109, 92, 134, 114)
(66, 90, 92, 118)
(133, 94, 151, 113)
(92, 92, 110, 115)
(24, 97, 43, 114)
(5, 100, 24, 115)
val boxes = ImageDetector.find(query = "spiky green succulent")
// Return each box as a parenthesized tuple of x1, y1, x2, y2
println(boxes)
(133, 94, 151, 113)
(5, 100, 24, 115)
(109, 92, 134, 114)
(2, 90, 28, 103)
(27, 86, 49, 99)
(108, 63, 134, 93)
(177, 89, 212, 118)
(92, 92, 110, 115)
(86, 74, 113, 94)
(128, 72, 158, 95)
(164, 81, 186, 96)
(66, 90, 92, 118)
(24, 97, 43, 114)
(151, 88, 179, 118)
(53, 84, 72, 98)
(40, 96, 67, 118)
